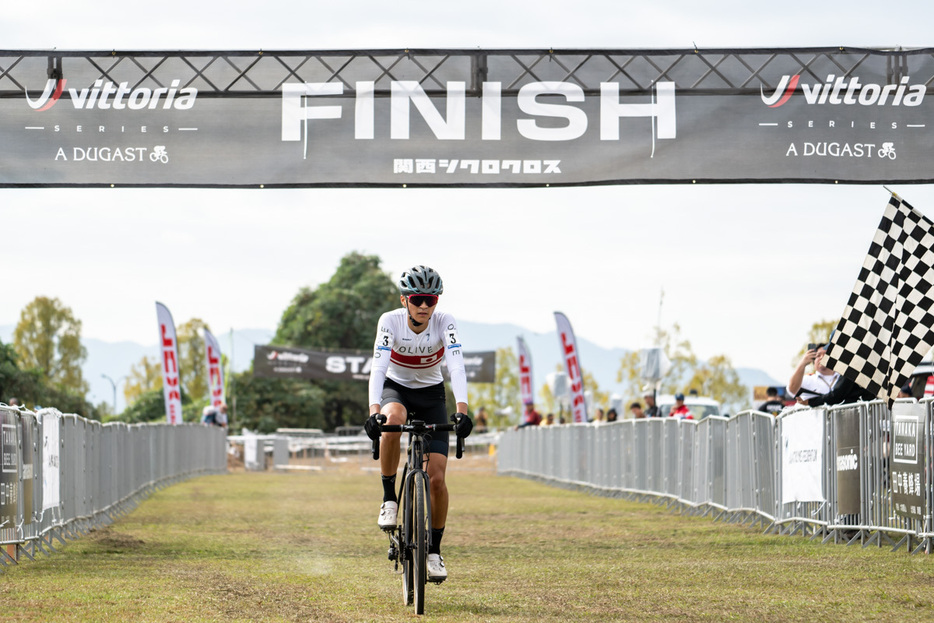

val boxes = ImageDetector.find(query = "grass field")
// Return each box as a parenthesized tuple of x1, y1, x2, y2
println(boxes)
(2, 459, 934, 622)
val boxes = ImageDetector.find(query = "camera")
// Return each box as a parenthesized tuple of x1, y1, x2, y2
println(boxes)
(808, 343, 818, 351)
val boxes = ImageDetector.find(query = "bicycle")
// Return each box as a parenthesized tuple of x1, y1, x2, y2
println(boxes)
(372, 416, 464, 615)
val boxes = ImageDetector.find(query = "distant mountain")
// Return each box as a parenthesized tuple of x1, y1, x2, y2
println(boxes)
(1, 321, 778, 413)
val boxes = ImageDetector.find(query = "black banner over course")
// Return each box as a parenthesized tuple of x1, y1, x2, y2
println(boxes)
(3, 47, 934, 187)
(253, 344, 496, 383)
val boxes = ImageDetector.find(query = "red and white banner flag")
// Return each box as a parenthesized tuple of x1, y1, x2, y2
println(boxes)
(203, 329, 226, 409)
(156, 302, 183, 425)
(554, 312, 587, 423)
(517, 336, 534, 406)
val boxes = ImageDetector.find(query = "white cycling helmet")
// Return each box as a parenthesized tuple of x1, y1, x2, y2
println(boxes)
(398, 265, 444, 296)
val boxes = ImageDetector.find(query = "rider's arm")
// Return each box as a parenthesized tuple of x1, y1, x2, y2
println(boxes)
(368, 314, 395, 415)
(440, 312, 469, 413)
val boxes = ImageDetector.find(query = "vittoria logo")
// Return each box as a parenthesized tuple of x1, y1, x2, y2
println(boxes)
(761, 74, 925, 108)
(26, 78, 198, 111)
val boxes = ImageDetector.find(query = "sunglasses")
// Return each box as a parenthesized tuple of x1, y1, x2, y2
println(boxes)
(407, 294, 439, 307)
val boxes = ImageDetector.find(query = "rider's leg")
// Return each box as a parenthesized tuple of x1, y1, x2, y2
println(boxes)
(425, 452, 448, 530)
(379, 401, 408, 487)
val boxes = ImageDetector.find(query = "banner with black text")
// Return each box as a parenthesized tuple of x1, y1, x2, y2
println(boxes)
(5, 48, 934, 187)
(253, 344, 495, 383)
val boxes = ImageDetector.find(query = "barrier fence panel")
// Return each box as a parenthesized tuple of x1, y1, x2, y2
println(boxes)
(497, 399, 934, 554)
(0, 406, 226, 569)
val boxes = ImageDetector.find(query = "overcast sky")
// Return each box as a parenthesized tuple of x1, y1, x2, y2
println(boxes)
(3, 0, 934, 386)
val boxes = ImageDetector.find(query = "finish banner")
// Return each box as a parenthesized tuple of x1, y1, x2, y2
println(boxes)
(253, 344, 495, 383)
(4, 48, 934, 187)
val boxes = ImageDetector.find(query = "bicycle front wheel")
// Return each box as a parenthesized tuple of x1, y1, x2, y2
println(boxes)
(401, 480, 414, 606)
(413, 472, 429, 614)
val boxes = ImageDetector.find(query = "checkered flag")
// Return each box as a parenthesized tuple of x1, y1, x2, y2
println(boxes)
(825, 195, 934, 406)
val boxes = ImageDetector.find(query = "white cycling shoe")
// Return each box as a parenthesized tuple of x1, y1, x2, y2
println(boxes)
(427, 553, 447, 582)
(378, 501, 398, 530)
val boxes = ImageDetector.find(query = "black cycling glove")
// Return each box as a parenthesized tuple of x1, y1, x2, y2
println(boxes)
(365, 414, 384, 441)
(453, 412, 473, 438)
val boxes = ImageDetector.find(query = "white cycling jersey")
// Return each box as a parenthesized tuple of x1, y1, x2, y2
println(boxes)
(368, 308, 468, 406)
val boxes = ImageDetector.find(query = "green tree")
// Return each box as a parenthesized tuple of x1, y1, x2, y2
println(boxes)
(231, 373, 327, 433)
(617, 322, 747, 413)
(685, 354, 748, 414)
(246, 252, 399, 431)
(13, 296, 88, 395)
(124, 355, 162, 406)
(116, 386, 192, 424)
(468, 347, 520, 428)
(276, 252, 398, 350)
(0, 340, 43, 407)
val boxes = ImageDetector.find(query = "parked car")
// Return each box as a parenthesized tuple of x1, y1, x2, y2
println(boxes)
(654, 394, 722, 419)
(907, 361, 934, 398)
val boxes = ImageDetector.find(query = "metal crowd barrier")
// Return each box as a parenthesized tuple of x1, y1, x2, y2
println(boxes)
(498, 398, 934, 554)
(0, 404, 227, 570)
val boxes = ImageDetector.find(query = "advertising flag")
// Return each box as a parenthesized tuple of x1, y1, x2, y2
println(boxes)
(156, 302, 183, 425)
(554, 312, 587, 423)
(203, 329, 226, 409)
(517, 336, 534, 406)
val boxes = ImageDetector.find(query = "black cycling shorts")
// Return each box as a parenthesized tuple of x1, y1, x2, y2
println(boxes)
(380, 378, 449, 457)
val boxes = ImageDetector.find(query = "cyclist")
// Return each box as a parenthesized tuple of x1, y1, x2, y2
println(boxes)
(365, 265, 473, 582)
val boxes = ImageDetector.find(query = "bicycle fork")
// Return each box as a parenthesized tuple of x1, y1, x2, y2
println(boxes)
(386, 465, 433, 572)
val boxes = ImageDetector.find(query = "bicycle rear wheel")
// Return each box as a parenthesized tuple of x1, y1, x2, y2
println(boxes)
(413, 472, 428, 614)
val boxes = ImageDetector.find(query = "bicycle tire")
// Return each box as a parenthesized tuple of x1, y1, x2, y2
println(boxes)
(401, 477, 414, 606)
(413, 472, 428, 614)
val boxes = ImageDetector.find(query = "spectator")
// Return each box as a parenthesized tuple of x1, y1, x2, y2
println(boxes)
(474, 406, 489, 433)
(630, 402, 646, 419)
(788, 342, 838, 402)
(806, 376, 874, 407)
(669, 393, 694, 419)
(593, 408, 605, 422)
(758, 387, 785, 416)
(606, 408, 618, 422)
(643, 391, 660, 418)
(216, 403, 229, 429)
(201, 405, 218, 425)
(517, 403, 542, 428)
(7, 397, 19, 407)
(542, 412, 555, 426)
(898, 383, 912, 399)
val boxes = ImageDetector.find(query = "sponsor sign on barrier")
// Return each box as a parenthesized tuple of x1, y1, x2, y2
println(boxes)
(891, 402, 927, 520)
(834, 407, 862, 516)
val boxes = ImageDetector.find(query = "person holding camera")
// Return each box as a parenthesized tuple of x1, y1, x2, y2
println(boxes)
(787, 342, 839, 402)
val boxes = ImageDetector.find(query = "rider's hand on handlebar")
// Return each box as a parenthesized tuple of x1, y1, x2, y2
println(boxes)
(452, 412, 473, 438)
(365, 413, 385, 441)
